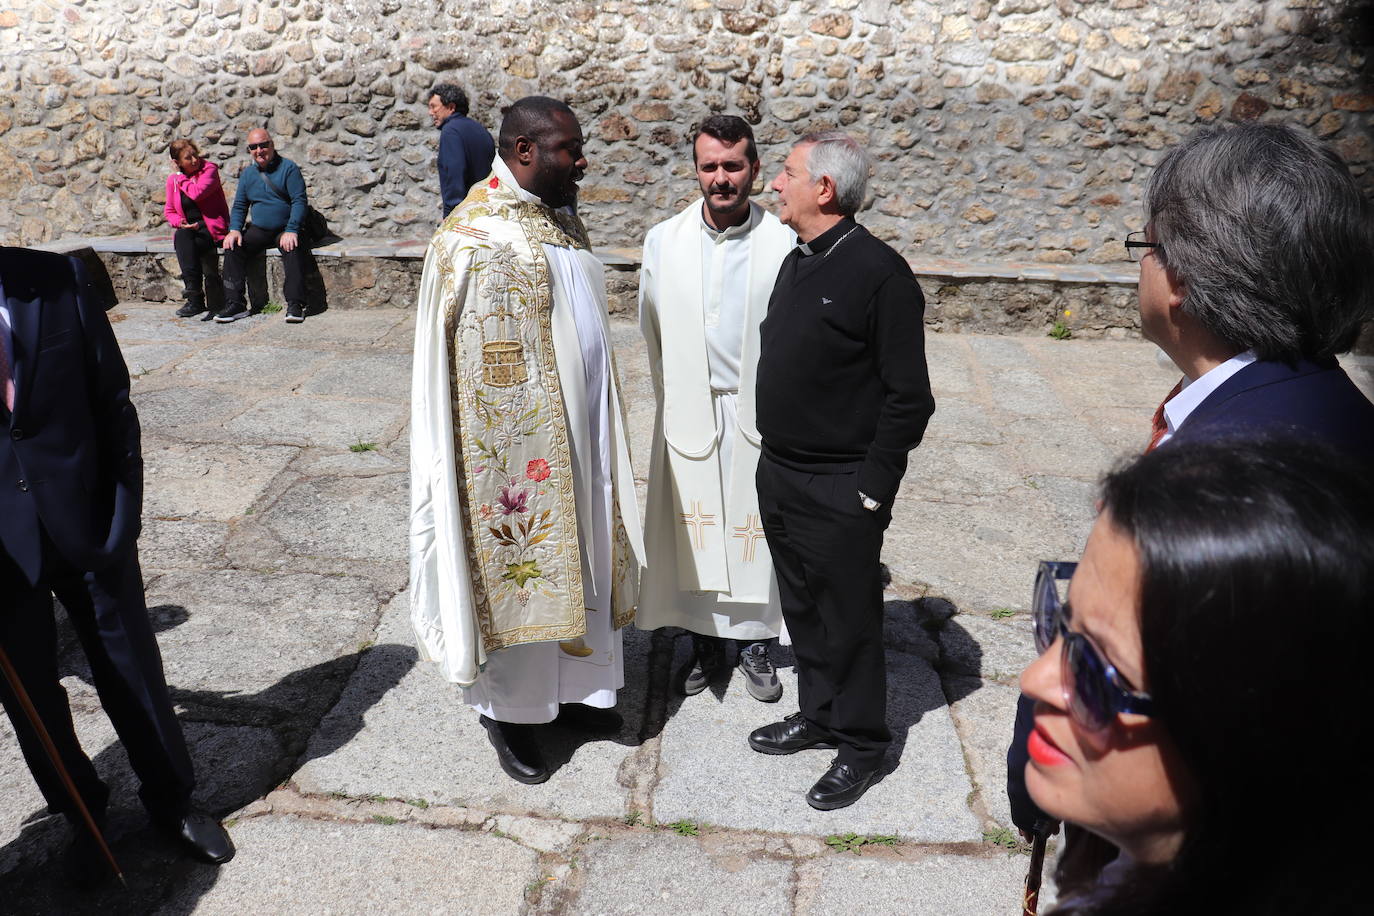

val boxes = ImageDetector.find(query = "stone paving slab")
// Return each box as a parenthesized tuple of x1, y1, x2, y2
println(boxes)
(796, 850, 1036, 915)
(154, 816, 540, 915)
(293, 595, 650, 822)
(568, 832, 796, 914)
(652, 643, 981, 843)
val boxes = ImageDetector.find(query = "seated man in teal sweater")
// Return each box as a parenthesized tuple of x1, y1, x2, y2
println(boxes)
(219, 127, 317, 324)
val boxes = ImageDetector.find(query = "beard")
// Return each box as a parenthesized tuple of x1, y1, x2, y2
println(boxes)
(703, 183, 749, 218)
(531, 157, 580, 209)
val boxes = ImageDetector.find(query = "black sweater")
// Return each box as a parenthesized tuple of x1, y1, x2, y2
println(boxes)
(756, 218, 935, 503)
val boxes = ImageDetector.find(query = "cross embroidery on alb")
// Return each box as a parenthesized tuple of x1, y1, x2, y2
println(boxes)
(731, 513, 766, 563)
(679, 500, 717, 550)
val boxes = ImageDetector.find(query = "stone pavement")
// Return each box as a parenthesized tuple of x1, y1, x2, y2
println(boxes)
(3, 301, 1369, 913)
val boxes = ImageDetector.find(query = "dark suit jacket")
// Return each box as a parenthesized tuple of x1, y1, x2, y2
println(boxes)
(0, 246, 141, 586)
(1173, 356, 1374, 459)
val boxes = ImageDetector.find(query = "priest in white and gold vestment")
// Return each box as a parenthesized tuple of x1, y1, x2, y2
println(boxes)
(638, 115, 794, 703)
(409, 97, 642, 784)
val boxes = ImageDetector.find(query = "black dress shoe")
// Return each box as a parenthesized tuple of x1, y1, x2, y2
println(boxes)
(748, 711, 838, 755)
(160, 809, 236, 864)
(480, 715, 550, 784)
(555, 703, 623, 732)
(806, 759, 878, 811)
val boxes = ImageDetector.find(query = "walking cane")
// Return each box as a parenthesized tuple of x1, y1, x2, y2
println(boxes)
(1021, 824, 1052, 916)
(0, 643, 125, 886)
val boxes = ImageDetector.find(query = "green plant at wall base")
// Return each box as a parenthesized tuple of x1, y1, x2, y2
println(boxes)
(826, 833, 899, 854)
(350, 440, 379, 453)
(261, 301, 283, 314)
(665, 819, 700, 836)
(622, 809, 643, 826)
(1049, 308, 1074, 339)
(373, 815, 399, 825)
(991, 607, 1017, 619)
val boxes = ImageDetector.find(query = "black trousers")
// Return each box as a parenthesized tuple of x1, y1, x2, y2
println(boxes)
(222, 225, 314, 309)
(756, 452, 892, 770)
(0, 537, 195, 826)
(171, 227, 222, 310)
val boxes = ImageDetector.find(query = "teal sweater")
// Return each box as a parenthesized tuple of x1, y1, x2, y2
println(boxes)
(229, 156, 307, 234)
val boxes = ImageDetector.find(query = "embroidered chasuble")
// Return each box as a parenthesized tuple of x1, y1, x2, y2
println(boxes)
(409, 158, 642, 692)
(637, 200, 794, 640)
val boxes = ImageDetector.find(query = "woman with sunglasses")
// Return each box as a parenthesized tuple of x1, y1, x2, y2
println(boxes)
(1021, 436, 1370, 913)
(163, 138, 229, 319)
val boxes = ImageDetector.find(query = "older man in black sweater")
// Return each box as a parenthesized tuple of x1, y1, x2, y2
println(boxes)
(750, 131, 935, 810)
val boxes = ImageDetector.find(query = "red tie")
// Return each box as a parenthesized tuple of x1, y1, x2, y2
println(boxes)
(0, 326, 14, 413)
(1146, 379, 1184, 452)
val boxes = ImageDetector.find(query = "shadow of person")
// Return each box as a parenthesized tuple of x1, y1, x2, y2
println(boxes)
(0, 600, 415, 911)
(635, 596, 984, 780)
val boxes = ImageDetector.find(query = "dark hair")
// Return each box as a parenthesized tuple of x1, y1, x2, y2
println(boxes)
(497, 96, 576, 155)
(1145, 122, 1374, 361)
(168, 138, 200, 160)
(429, 83, 469, 117)
(693, 114, 757, 163)
(1054, 437, 1372, 914)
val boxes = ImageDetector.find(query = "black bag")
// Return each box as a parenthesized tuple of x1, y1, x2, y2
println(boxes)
(260, 167, 336, 245)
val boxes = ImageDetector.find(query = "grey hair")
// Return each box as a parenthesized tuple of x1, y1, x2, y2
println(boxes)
(799, 130, 870, 216)
(1145, 122, 1374, 360)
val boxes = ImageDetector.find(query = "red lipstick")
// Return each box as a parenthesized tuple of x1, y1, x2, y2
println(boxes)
(1028, 725, 1072, 766)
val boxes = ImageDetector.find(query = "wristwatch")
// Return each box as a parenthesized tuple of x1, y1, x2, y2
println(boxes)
(858, 490, 881, 512)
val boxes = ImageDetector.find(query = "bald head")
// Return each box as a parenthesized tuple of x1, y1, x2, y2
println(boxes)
(246, 127, 276, 168)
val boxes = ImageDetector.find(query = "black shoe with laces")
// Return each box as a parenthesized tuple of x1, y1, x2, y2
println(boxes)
(806, 758, 878, 810)
(748, 711, 837, 755)
(737, 640, 782, 702)
(285, 301, 306, 323)
(175, 301, 207, 318)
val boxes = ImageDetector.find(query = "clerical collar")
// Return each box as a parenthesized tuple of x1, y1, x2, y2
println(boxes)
(492, 156, 543, 206)
(699, 202, 758, 241)
(796, 218, 857, 257)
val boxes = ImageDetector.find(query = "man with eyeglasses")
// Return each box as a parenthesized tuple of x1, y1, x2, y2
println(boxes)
(219, 127, 317, 324)
(1008, 120, 1374, 846)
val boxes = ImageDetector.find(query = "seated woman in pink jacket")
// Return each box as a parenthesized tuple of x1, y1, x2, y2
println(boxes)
(164, 139, 229, 319)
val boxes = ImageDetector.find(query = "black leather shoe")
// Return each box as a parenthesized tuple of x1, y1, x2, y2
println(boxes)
(555, 702, 623, 732)
(806, 760, 878, 810)
(161, 809, 236, 865)
(175, 301, 207, 318)
(480, 715, 550, 784)
(748, 711, 838, 755)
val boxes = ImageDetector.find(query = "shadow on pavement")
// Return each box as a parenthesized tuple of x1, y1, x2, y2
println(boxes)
(637, 596, 984, 779)
(0, 603, 413, 912)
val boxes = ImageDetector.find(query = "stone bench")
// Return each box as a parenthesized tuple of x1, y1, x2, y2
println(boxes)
(36, 233, 1153, 339)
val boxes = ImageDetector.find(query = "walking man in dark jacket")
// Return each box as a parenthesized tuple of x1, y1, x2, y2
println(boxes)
(428, 83, 496, 217)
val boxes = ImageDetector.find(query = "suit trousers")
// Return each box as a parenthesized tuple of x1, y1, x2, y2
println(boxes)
(171, 226, 222, 311)
(0, 535, 195, 826)
(222, 225, 313, 309)
(756, 452, 891, 770)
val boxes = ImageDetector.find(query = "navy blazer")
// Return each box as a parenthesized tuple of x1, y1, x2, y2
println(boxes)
(0, 246, 141, 586)
(1172, 356, 1374, 459)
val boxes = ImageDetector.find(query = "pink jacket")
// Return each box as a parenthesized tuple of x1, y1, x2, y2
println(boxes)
(164, 160, 229, 241)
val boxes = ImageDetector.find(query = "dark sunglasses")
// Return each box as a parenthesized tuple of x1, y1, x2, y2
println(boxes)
(1032, 560, 1154, 736)
(247, 141, 273, 151)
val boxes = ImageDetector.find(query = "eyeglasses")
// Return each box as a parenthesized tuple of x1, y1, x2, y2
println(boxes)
(247, 141, 273, 151)
(1124, 231, 1161, 262)
(1032, 560, 1154, 738)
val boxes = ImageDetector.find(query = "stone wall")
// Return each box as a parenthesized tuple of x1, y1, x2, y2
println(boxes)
(2, 0, 1371, 264)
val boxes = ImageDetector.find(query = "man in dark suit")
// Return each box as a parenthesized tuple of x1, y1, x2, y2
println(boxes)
(1009, 121, 1374, 842)
(0, 247, 234, 878)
